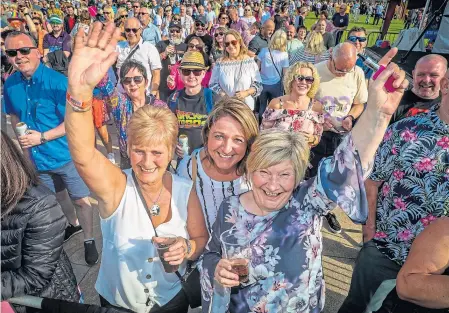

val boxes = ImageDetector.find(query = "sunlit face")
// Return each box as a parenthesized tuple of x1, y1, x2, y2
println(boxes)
(298, 28, 307, 40)
(67, 6, 74, 15)
(291, 67, 313, 96)
(198, 6, 204, 14)
(124, 19, 141, 45)
(207, 115, 247, 173)
(179, 67, 205, 88)
(412, 60, 446, 99)
(129, 142, 171, 185)
(51, 22, 62, 32)
(348, 31, 366, 53)
(122, 67, 147, 99)
(251, 160, 296, 212)
(262, 22, 274, 38)
(5, 34, 41, 78)
(286, 26, 295, 40)
(316, 20, 326, 34)
(225, 34, 240, 57)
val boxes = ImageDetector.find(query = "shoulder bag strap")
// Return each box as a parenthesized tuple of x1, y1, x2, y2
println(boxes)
(268, 48, 282, 79)
(124, 43, 141, 64)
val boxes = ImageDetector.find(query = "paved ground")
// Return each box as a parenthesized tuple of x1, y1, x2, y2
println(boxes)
(6, 120, 363, 312)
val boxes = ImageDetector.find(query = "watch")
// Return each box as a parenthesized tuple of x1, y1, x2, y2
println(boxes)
(344, 115, 356, 127)
(40, 132, 47, 144)
(185, 239, 192, 256)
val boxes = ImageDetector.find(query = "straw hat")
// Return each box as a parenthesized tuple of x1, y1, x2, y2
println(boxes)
(180, 51, 207, 70)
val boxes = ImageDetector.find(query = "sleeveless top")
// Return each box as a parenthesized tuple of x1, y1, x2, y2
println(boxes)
(95, 170, 192, 313)
(260, 98, 324, 138)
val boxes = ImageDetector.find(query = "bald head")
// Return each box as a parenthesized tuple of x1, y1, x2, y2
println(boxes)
(125, 17, 141, 28)
(262, 19, 275, 39)
(412, 54, 448, 99)
(330, 42, 357, 76)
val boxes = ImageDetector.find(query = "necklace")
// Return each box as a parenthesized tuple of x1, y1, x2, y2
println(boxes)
(146, 176, 165, 216)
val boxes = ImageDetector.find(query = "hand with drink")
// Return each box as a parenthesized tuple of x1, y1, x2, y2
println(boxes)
(153, 235, 189, 273)
(18, 129, 43, 148)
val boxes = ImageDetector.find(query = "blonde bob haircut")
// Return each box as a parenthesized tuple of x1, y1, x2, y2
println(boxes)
(246, 129, 310, 188)
(127, 106, 179, 159)
(283, 61, 320, 98)
(304, 31, 326, 55)
(269, 29, 287, 52)
(223, 29, 248, 59)
(202, 97, 259, 176)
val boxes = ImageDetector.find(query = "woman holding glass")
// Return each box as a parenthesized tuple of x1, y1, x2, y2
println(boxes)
(201, 48, 408, 313)
(209, 29, 262, 111)
(65, 22, 209, 312)
(261, 62, 324, 147)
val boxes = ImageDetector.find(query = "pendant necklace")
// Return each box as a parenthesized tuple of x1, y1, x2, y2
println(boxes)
(147, 181, 164, 216)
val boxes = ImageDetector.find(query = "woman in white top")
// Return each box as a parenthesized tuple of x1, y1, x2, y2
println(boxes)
(177, 98, 259, 234)
(65, 22, 208, 313)
(256, 29, 289, 119)
(241, 5, 256, 26)
(290, 30, 331, 65)
(209, 29, 262, 111)
(155, 6, 164, 30)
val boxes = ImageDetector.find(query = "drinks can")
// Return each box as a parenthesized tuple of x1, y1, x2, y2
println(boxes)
(15, 122, 28, 136)
(179, 134, 189, 157)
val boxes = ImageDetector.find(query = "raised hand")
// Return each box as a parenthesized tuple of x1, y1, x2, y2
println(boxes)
(68, 22, 121, 101)
(368, 47, 409, 116)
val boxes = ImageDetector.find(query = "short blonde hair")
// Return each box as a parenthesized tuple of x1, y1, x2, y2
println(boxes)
(104, 5, 116, 19)
(202, 98, 259, 176)
(283, 61, 320, 98)
(246, 129, 310, 188)
(304, 31, 326, 55)
(223, 29, 248, 59)
(269, 29, 287, 52)
(127, 106, 179, 159)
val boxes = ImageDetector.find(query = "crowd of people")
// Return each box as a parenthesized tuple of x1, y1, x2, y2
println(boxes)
(1, 0, 448, 313)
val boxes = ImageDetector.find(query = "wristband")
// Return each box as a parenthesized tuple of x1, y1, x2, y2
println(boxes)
(344, 115, 356, 126)
(66, 92, 92, 112)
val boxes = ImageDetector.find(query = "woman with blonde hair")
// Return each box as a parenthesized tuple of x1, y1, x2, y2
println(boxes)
(177, 98, 259, 235)
(103, 5, 116, 23)
(65, 23, 209, 312)
(241, 5, 256, 26)
(261, 62, 324, 147)
(209, 29, 262, 111)
(290, 30, 331, 65)
(256, 29, 289, 119)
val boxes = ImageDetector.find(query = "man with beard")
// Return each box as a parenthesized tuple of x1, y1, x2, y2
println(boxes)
(247, 19, 274, 57)
(43, 15, 71, 58)
(389, 54, 447, 125)
(184, 15, 213, 55)
(156, 20, 187, 101)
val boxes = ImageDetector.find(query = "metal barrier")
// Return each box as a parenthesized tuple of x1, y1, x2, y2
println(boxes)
(334, 30, 399, 47)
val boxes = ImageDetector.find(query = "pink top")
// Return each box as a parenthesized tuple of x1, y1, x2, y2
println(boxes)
(168, 62, 212, 91)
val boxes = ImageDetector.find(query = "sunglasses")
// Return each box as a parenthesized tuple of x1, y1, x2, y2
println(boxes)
(188, 43, 203, 50)
(225, 40, 238, 47)
(165, 10, 171, 13)
(104, 11, 112, 14)
(138, 12, 149, 15)
(5, 47, 37, 57)
(220, 16, 228, 19)
(294, 75, 314, 83)
(214, 32, 224, 37)
(173, 17, 180, 21)
(122, 75, 144, 85)
(170, 28, 180, 33)
(195, 22, 205, 27)
(348, 35, 367, 43)
(181, 69, 203, 76)
(244, 9, 251, 11)
(125, 28, 139, 33)
(332, 59, 354, 74)
(133, 5, 139, 8)
(120, 14, 128, 18)
(33, 22, 40, 25)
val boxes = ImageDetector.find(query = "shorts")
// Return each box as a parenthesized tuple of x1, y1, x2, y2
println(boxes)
(92, 97, 110, 129)
(38, 161, 91, 201)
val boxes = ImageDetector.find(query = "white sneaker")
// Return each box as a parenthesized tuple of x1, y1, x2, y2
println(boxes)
(107, 153, 116, 165)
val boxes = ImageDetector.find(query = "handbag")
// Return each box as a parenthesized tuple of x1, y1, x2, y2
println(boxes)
(131, 171, 202, 309)
(268, 48, 284, 96)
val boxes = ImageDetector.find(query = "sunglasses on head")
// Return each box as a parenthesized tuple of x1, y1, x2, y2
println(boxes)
(181, 69, 203, 76)
(5, 47, 37, 57)
(214, 32, 224, 37)
(294, 75, 314, 83)
(122, 75, 144, 85)
(348, 35, 367, 43)
(188, 43, 203, 50)
(125, 27, 139, 33)
(225, 39, 238, 47)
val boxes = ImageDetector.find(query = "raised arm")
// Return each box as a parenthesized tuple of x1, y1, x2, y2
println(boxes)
(66, 22, 126, 218)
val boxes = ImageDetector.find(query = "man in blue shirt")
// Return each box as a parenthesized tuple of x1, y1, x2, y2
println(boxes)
(3, 31, 99, 266)
(373, 2, 383, 25)
(138, 7, 162, 45)
(346, 26, 373, 80)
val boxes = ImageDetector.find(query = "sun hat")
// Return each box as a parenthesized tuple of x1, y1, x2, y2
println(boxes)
(179, 51, 207, 70)
(48, 14, 63, 24)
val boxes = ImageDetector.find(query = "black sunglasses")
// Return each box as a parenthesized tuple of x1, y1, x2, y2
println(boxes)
(138, 12, 149, 15)
(170, 28, 181, 33)
(214, 32, 224, 37)
(122, 75, 144, 85)
(348, 35, 367, 43)
(121, 14, 128, 18)
(181, 69, 203, 76)
(133, 5, 140, 8)
(5, 47, 37, 57)
(125, 28, 139, 33)
(195, 22, 205, 27)
(188, 43, 203, 50)
(294, 75, 314, 83)
(33, 22, 40, 25)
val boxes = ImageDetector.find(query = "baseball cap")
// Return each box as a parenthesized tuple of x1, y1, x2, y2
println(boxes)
(49, 14, 63, 24)
(169, 20, 182, 29)
(195, 15, 207, 25)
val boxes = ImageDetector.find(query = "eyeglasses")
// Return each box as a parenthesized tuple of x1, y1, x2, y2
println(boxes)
(220, 16, 228, 20)
(165, 9, 172, 13)
(133, 5, 140, 8)
(125, 28, 140, 33)
(188, 43, 203, 50)
(332, 59, 354, 74)
(294, 75, 314, 83)
(120, 14, 128, 18)
(348, 35, 367, 43)
(104, 11, 112, 14)
(225, 40, 238, 47)
(214, 32, 224, 37)
(5, 47, 37, 57)
(244, 9, 251, 11)
(195, 22, 205, 27)
(181, 69, 203, 76)
(173, 17, 180, 21)
(170, 29, 180, 33)
(122, 75, 144, 85)
(138, 12, 149, 16)
(33, 22, 40, 25)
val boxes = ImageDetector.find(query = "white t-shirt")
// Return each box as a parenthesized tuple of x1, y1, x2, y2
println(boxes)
(238, 6, 244, 17)
(257, 48, 289, 85)
(314, 60, 368, 124)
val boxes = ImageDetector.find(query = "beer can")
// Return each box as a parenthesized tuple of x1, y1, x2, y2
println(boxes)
(15, 122, 28, 136)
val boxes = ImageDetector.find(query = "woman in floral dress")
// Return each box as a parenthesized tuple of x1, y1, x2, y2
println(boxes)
(261, 62, 324, 147)
(201, 49, 409, 313)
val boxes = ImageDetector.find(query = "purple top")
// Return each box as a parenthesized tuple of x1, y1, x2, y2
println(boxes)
(230, 18, 251, 46)
(43, 31, 72, 53)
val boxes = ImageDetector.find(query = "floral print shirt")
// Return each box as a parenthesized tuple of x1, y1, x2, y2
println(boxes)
(201, 134, 368, 313)
(370, 110, 449, 265)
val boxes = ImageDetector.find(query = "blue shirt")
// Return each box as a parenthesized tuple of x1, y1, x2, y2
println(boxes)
(356, 56, 373, 79)
(3, 63, 72, 171)
(142, 23, 162, 45)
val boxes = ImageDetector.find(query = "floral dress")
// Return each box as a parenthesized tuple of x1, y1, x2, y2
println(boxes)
(201, 134, 369, 313)
(260, 99, 324, 142)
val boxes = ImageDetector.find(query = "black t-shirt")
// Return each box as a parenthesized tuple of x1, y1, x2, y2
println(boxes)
(332, 13, 349, 28)
(155, 40, 187, 102)
(184, 33, 213, 56)
(321, 4, 328, 11)
(389, 89, 441, 125)
(169, 88, 209, 153)
(274, 14, 286, 30)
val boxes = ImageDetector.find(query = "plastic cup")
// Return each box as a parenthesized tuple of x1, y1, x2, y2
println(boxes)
(154, 235, 180, 273)
(220, 227, 251, 283)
